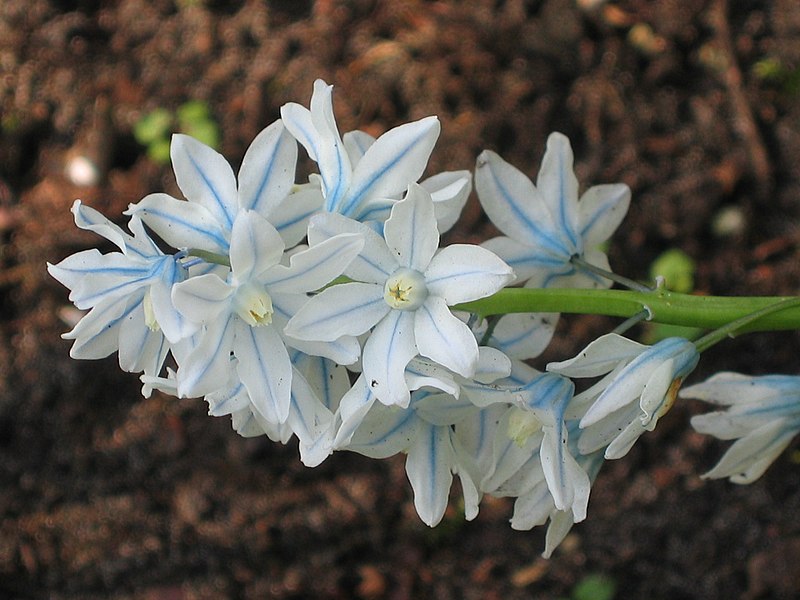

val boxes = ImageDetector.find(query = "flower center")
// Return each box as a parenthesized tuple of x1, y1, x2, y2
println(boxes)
(383, 268, 428, 311)
(234, 283, 274, 326)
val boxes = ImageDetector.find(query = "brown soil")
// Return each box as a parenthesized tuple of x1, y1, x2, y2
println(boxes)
(2, 1, 800, 598)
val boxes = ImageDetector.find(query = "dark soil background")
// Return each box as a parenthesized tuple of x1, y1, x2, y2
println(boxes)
(2, 0, 800, 598)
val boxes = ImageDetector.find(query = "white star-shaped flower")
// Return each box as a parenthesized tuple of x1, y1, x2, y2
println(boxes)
(285, 184, 515, 407)
(281, 79, 453, 225)
(171, 209, 363, 424)
(476, 132, 630, 289)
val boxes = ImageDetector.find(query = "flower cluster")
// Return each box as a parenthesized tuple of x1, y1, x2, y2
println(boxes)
(58, 78, 789, 559)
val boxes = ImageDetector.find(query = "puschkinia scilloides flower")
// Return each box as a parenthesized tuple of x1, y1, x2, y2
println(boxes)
(475, 132, 630, 290)
(170, 209, 364, 425)
(47, 200, 194, 396)
(285, 183, 515, 407)
(682, 373, 800, 484)
(548, 334, 699, 459)
(281, 79, 470, 229)
(126, 119, 319, 255)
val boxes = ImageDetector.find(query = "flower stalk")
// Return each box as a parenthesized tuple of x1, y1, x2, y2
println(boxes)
(456, 287, 800, 333)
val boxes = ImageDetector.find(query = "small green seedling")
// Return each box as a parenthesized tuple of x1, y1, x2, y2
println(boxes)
(134, 100, 220, 164)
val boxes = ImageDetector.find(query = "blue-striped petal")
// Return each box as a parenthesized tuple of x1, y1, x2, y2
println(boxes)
(238, 120, 298, 217)
(171, 133, 238, 229)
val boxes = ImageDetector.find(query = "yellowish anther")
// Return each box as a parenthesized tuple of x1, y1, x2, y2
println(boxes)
(660, 377, 683, 417)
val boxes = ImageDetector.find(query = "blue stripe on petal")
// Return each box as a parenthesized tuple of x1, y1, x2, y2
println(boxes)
(486, 167, 573, 258)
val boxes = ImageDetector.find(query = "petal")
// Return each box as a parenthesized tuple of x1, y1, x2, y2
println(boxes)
(282, 80, 352, 212)
(171, 133, 238, 229)
(474, 346, 513, 383)
(543, 247, 612, 290)
(701, 418, 797, 483)
(480, 236, 565, 284)
(334, 375, 376, 449)
(47, 250, 153, 309)
(414, 392, 477, 427)
(71, 200, 149, 255)
(177, 316, 236, 398)
(287, 365, 335, 467)
(547, 333, 645, 378)
(308, 212, 397, 284)
(284, 282, 387, 341)
(535, 132, 581, 253)
(490, 311, 558, 361)
(404, 358, 459, 397)
(475, 150, 569, 258)
(420, 170, 471, 233)
(62, 296, 132, 359)
(362, 309, 418, 407)
(680, 372, 798, 406)
(383, 184, 439, 272)
(264, 232, 364, 294)
(343, 129, 376, 164)
(126, 193, 229, 252)
(539, 425, 591, 518)
(206, 380, 250, 417)
(149, 262, 197, 343)
(118, 303, 169, 376)
(229, 210, 284, 281)
(293, 354, 351, 413)
(415, 296, 478, 377)
(235, 321, 292, 424)
(579, 183, 631, 247)
(268, 184, 324, 249)
(542, 510, 576, 558)
(342, 116, 440, 217)
(425, 244, 514, 304)
(577, 404, 639, 455)
(405, 423, 454, 527)
(172, 273, 233, 323)
(344, 398, 418, 458)
(238, 120, 298, 217)
(604, 418, 647, 459)
(510, 481, 554, 530)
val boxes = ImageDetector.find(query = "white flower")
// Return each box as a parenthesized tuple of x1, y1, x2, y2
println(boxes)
(127, 120, 318, 254)
(47, 201, 193, 394)
(341, 128, 472, 230)
(285, 184, 515, 407)
(475, 132, 630, 289)
(548, 334, 699, 459)
(170, 209, 363, 425)
(682, 373, 800, 483)
(281, 79, 446, 224)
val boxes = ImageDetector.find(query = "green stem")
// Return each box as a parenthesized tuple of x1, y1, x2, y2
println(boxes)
(454, 288, 800, 332)
(187, 248, 230, 267)
(693, 297, 800, 352)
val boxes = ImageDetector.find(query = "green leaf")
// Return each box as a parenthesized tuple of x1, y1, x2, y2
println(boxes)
(572, 573, 616, 600)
